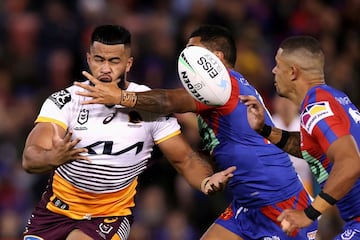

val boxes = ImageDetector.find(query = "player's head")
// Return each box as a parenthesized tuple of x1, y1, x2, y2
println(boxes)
(91, 25, 131, 47)
(87, 25, 133, 85)
(187, 25, 237, 68)
(272, 35, 325, 98)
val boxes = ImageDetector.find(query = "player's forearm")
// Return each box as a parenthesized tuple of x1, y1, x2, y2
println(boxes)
(22, 145, 56, 174)
(259, 125, 303, 158)
(169, 151, 213, 191)
(120, 89, 195, 114)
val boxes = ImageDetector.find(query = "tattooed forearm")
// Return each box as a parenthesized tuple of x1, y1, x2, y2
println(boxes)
(188, 150, 213, 176)
(282, 132, 302, 158)
(134, 89, 171, 114)
(267, 127, 303, 158)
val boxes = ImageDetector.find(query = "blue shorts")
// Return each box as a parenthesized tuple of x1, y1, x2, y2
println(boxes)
(334, 217, 360, 240)
(215, 189, 318, 239)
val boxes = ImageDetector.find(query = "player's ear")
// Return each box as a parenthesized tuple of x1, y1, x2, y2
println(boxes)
(290, 65, 299, 81)
(126, 56, 133, 73)
(214, 51, 224, 60)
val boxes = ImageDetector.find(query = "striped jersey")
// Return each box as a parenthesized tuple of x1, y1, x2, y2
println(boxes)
(195, 69, 304, 208)
(300, 84, 360, 221)
(35, 81, 181, 220)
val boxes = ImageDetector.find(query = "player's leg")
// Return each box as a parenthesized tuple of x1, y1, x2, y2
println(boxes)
(200, 223, 244, 240)
(66, 229, 93, 240)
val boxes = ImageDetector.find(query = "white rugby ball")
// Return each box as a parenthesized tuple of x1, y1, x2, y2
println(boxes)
(177, 46, 231, 106)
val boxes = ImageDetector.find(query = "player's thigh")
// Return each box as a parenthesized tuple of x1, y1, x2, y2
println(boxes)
(200, 223, 244, 240)
(66, 229, 93, 240)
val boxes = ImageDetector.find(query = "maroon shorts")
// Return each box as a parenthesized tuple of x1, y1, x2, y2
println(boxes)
(23, 205, 133, 240)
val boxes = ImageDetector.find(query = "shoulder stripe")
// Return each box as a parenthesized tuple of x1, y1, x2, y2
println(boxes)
(35, 117, 67, 130)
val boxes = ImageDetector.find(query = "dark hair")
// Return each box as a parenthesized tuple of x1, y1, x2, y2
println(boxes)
(190, 25, 237, 67)
(91, 25, 131, 46)
(279, 35, 323, 56)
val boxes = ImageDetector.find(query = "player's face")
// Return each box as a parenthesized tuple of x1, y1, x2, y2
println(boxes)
(272, 48, 293, 98)
(87, 41, 133, 83)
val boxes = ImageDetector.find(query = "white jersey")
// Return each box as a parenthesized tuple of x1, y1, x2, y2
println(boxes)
(35, 81, 181, 219)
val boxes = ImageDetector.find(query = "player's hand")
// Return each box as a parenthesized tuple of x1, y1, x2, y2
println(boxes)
(277, 209, 314, 236)
(74, 71, 122, 105)
(202, 166, 236, 195)
(239, 95, 265, 133)
(49, 123, 89, 167)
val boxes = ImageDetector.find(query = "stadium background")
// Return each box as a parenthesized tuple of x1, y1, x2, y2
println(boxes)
(0, 0, 358, 239)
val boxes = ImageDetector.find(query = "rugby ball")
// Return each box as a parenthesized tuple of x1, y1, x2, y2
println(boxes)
(177, 46, 231, 106)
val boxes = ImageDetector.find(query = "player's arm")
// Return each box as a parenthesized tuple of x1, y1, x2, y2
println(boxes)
(74, 71, 197, 114)
(310, 134, 360, 214)
(22, 122, 88, 174)
(240, 95, 302, 158)
(278, 134, 360, 234)
(157, 133, 236, 195)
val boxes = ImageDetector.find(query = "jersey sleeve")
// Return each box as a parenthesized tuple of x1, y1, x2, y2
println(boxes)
(35, 89, 73, 130)
(301, 91, 351, 153)
(152, 115, 181, 144)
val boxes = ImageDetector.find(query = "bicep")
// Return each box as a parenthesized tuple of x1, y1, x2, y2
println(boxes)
(25, 122, 66, 149)
(327, 135, 360, 164)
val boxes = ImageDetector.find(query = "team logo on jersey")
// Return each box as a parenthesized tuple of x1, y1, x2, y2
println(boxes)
(300, 101, 333, 134)
(78, 109, 89, 125)
(49, 89, 71, 109)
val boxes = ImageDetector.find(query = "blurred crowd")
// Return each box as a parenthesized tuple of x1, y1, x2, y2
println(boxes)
(0, 0, 358, 239)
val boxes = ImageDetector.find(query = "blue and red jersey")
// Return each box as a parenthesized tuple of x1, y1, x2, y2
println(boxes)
(195, 69, 304, 208)
(300, 84, 360, 221)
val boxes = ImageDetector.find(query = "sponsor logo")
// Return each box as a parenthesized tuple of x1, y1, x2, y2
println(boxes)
(349, 107, 360, 123)
(196, 54, 220, 79)
(77, 109, 89, 125)
(335, 96, 351, 105)
(264, 237, 280, 240)
(103, 112, 117, 124)
(301, 101, 334, 134)
(307, 230, 317, 240)
(52, 196, 69, 210)
(49, 90, 71, 109)
(219, 205, 234, 220)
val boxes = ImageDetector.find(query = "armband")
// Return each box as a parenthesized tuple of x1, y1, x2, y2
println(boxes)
(120, 91, 137, 107)
(275, 130, 289, 149)
(258, 124, 272, 138)
(304, 205, 321, 221)
(319, 190, 338, 205)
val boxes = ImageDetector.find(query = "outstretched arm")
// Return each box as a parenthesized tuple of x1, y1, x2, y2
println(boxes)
(240, 95, 302, 158)
(158, 133, 236, 195)
(74, 71, 197, 115)
(22, 122, 88, 174)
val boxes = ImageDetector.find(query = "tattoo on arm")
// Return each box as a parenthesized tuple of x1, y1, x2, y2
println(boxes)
(282, 132, 303, 158)
(135, 90, 170, 114)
